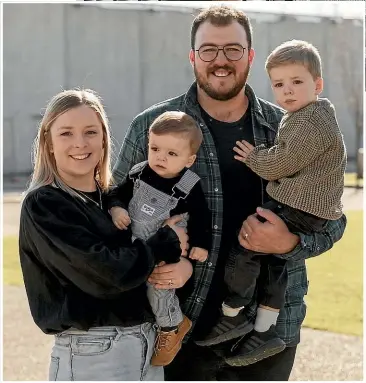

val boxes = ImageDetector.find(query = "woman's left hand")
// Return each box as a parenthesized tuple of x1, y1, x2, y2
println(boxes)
(148, 257, 193, 289)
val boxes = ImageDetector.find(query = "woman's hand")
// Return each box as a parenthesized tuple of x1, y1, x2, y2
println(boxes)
(148, 257, 193, 289)
(164, 215, 189, 257)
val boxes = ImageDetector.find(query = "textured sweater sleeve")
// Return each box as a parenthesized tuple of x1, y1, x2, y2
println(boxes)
(245, 118, 333, 181)
(19, 188, 179, 299)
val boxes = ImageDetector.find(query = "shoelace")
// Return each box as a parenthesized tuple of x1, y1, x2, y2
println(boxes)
(154, 330, 175, 352)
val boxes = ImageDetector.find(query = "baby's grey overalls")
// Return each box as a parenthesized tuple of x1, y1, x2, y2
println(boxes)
(128, 161, 200, 327)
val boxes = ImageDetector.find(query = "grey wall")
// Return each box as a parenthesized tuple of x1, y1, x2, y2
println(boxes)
(3, 3, 363, 174)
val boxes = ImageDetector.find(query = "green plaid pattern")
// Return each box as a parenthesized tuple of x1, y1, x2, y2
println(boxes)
(112, 82, 347, 345)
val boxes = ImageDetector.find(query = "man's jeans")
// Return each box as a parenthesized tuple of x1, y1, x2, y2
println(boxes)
(49, 323, 163, 381)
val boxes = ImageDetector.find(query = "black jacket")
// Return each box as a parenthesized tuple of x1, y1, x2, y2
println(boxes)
(19, 185, 181, 334)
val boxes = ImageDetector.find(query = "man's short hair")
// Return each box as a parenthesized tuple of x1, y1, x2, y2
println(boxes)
(191, 5, 253, 51)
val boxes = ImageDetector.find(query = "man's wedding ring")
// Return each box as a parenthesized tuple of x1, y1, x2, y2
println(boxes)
(169, 279, 173, 287)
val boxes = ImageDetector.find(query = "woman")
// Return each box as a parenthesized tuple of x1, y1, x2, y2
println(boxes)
(19, 89, 192, 381)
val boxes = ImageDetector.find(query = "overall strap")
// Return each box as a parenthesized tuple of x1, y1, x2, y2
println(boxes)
(172, 169, 201, 199)
(128, 160, 149, 182)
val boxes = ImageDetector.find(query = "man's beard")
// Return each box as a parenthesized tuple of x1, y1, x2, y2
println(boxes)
(194, 63, 250, 101)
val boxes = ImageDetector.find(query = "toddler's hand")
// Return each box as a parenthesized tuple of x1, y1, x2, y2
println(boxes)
(189, 247, 208, 262)
(110, 207, 131, 230)
(233, 140, 255, 162)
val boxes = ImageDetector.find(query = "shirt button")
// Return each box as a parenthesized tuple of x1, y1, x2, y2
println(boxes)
(214, 188, 219, 192)
(197, 298, 201, 303)
(208, 262, 213, 267)
(317, 247, 320, 251)
(209, 152, 214, 157)
(214, 225, 218, 230)
(199, 123, 204, 127)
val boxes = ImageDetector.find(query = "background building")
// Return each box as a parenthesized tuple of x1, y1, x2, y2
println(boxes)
(3, 2, 363, 175)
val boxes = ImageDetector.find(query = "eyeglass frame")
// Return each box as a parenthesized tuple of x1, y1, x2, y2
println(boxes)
(194, 44, 247, 62)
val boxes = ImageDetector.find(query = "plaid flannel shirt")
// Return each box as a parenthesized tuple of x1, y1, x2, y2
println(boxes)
(112, 82, 347, 345)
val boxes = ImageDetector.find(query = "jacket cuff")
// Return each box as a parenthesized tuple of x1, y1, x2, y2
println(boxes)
(146, 226, 182, 264)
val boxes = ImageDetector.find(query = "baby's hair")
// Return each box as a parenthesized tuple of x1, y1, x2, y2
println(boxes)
(149, 111, 203, 154)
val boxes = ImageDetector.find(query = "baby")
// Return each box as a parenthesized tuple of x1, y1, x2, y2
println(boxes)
(107, 111, 212, 366)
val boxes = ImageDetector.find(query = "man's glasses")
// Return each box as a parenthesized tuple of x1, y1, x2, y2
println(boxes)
(195, 44, 246, 62)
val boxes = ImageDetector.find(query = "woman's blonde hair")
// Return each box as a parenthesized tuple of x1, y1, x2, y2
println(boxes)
(26, 89, 112, 197)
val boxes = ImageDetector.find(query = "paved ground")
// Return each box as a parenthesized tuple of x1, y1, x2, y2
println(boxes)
(3, 188, 363, 381)
(3, 284, 363, 381)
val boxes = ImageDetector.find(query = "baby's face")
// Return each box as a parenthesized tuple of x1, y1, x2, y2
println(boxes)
(148, 132, 196, 179)
(269, 63, 323, 112)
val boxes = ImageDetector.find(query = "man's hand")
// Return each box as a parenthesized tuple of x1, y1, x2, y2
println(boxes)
(233, 140, 255, 162)
(148, 258, 193, 289)
(238, 207, 300, 254)
(189, 247, 208, 262)
(110, 207, 131, 230)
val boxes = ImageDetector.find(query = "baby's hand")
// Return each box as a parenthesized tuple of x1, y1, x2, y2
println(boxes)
(233, 140, 255, 162)
(189, 247, 208, 262)
(110, 207, 131, 230)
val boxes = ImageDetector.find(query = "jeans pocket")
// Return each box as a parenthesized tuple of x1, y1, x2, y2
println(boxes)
(49, 356, 59, 381)
(73, 336, 113, 356)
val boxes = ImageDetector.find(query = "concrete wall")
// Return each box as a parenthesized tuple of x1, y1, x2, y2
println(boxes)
(3, 3, 363, 174)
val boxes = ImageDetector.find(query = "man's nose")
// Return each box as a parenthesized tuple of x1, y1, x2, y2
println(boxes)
(213, 49, 229, 66)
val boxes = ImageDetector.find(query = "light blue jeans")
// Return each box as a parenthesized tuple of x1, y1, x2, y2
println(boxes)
(49, 323, 163, 381)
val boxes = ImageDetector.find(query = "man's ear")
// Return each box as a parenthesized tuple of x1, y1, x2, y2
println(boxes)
(248, 48, 255, 66)
(189, 50, 195, 68)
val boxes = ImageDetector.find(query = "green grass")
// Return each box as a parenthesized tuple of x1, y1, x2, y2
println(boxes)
(344, 172, 363, 187)
(3, 210, 363, 336)
(3, 236, 22, 286)
(303, 210, 363, 336)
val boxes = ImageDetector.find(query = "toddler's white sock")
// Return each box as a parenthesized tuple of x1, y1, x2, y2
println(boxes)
(222, 302, 244, 317)
(254, 307, 279, 332)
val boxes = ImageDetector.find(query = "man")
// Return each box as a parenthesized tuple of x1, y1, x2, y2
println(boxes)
(113, 5, 346, 381)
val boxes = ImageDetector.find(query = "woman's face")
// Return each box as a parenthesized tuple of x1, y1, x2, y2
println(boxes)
(49, 105, 104, 186)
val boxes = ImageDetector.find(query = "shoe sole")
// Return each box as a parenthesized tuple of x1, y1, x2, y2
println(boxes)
(195, 322, 254, 347)
(225, 339, 286, 367)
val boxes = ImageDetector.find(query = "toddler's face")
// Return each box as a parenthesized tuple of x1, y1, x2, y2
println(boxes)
(269, 63, 323, 112)
(148, 132, 196, 178)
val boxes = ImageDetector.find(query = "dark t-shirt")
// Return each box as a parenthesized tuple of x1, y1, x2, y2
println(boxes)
(193, 105, 263, 338)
